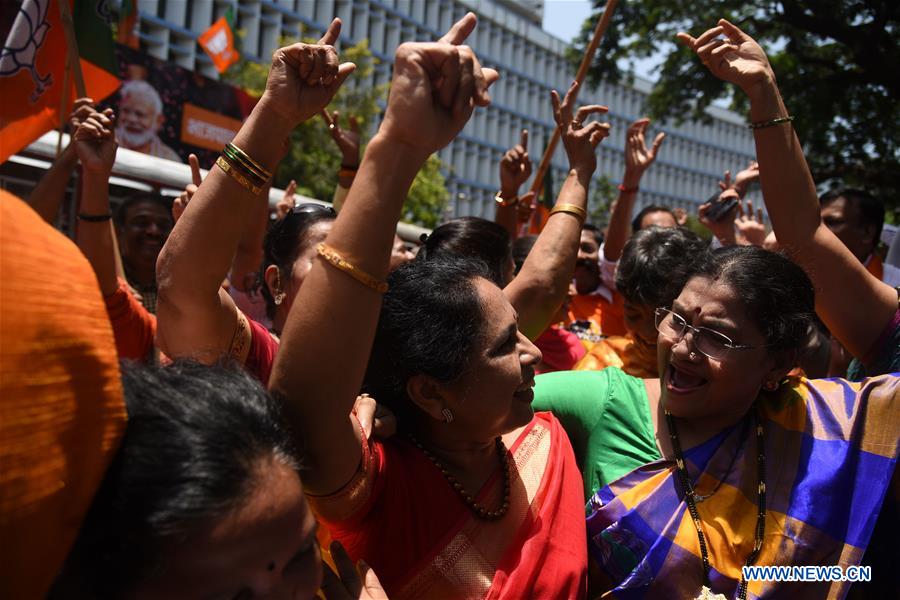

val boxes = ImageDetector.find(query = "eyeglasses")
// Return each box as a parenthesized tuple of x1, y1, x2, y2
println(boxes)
(654, 307, 759, 361)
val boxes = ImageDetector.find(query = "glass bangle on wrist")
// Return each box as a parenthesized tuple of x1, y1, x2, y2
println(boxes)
(494, 190, 518, 207)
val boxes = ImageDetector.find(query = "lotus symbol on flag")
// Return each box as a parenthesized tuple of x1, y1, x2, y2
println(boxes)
(0, 0, 53, 102)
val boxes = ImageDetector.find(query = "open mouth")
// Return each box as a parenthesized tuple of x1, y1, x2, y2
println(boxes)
(665, 364, 707, 394)
(513, 379, 535, 402)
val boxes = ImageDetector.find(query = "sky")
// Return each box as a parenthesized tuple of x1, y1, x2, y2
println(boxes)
(542, 0, 664, 81)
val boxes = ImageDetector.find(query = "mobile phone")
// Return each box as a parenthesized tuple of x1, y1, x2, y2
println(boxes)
(705, 195, 739, 222)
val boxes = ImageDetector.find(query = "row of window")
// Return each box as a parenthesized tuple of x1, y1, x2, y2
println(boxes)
(138, 0, 755, 213)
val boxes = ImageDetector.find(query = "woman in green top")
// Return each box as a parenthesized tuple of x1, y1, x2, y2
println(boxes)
(532, 367, 659, 500)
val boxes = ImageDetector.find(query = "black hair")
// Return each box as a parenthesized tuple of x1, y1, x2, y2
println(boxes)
(113, 195, 173, 228)
(259, 209, 336, 320)
(689, 246, 816, 352)
(417, 216, 511, 286)
(53, 360, 298, 598)
(362, 258, 492, 426)
(819, 188, 884, 249)
(512, 234, 538, 275)
(616, 226, 709, 308)
(581, 222, 604, 246)
(631, 204, 676, 232)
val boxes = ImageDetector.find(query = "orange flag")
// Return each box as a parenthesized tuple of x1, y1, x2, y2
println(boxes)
(198, 16, 239, 74)
(0, 0, 120, 164)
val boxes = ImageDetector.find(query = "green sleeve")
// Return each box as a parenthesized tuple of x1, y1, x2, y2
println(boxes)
(533, 367, 660, 500)
(533, 369, 616, 471)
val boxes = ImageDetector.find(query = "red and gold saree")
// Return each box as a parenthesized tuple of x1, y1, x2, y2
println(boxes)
(310, 412, 587, 599)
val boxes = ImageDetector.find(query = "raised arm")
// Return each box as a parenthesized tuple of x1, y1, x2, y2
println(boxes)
(27, 98, 94, 223)
(678, 19, 896, 359)
(494, 129, 535, 239)
(505, 81, 610, 340)
(156, 19, 354, 363)
(73, 109, 119, 296)
(603, 118, 665, 262)
(269, 13, 499, 495)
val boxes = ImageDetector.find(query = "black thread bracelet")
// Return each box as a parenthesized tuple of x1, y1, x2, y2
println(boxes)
(77, 213, 113, 222)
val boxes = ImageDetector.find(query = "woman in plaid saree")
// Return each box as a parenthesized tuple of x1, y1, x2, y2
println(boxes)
(542, 18, 900, 600)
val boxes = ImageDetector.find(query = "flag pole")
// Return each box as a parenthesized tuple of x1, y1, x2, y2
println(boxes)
(523, 0, 619, 231)
(57, 0, 86, 97)
(55, 56, 72, 158)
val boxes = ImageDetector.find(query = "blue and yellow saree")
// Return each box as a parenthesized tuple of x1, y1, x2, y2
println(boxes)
(587, 374, 899, 599)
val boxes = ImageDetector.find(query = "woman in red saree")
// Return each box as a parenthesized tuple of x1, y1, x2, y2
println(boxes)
(267, 14, 610, 598)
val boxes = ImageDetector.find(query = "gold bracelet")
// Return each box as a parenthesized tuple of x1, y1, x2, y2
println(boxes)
(549, 203, 587, 223)
(226, 142, 273, 180)
(216, 156, 265, 195)
(316, 243, 389, 294)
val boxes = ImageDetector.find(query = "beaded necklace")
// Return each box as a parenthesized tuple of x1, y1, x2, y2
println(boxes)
(408, 434, 511, 520)
(665, 410, 766, 600)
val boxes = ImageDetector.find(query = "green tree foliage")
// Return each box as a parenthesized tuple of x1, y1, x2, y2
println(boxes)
(225, 38, 448, 226)
(573, 1, 900, 210)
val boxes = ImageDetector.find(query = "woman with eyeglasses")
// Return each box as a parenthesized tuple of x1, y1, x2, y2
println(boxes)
(532, 19, 898, 600)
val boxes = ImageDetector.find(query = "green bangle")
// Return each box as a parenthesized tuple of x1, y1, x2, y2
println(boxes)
(748, 115, 794, 130)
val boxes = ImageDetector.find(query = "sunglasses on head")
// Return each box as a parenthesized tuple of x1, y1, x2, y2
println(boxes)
(291, 202, 335, 217)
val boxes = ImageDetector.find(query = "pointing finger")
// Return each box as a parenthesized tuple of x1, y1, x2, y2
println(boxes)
(189, 153, 202, 186)
(317, 18, 342, 46)
(439, 12, 477, 45)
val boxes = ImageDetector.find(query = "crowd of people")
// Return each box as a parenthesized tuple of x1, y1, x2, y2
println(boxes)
(1, 13, 897, 600)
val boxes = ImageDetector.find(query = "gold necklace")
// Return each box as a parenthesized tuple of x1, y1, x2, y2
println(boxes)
(666, 410, 766, 600)
(408, 434, 511, 520)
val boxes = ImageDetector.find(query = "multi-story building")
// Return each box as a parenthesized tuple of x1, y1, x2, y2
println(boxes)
(137, 0, 757, 220)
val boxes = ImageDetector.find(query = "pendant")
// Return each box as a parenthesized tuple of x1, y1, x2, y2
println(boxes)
(694, 586, 728, 600)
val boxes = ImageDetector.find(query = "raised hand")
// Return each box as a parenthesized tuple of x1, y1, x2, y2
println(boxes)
(379, 13, 499, 155)
(734, 198, 767, 246)
(259, 18, 356, 130)
(551, 80, 609, 175)
(275, 179, 297, 220)
(67, 97, 96, 133)
(73, 108, 117, 175)
(698, 188, 740, 243)
(173, 153, 203, 223)
(623, 118, 665, 185)
(677, 19, 774, 95)
(326, 110, 361, 167)
(500, 129, 532, 195)
(732, 160, 759, 197)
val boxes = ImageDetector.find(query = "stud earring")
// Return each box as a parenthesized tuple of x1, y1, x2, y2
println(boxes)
(763, 381, 779, 392)
(441, 408, 454, 423)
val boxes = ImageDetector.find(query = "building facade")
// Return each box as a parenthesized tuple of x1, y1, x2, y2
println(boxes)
(137, 0, 757, 220)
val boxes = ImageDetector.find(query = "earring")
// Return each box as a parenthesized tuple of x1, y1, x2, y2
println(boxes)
(441, 408, 454, 423)
(274, 292, 285, 306)
(763, 381, 779, 392)
(688, 351, 698, 361)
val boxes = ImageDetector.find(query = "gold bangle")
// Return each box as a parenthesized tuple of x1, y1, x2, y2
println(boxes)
(216, 156, 265, 195)
(316, 243, 389, 294)
(549, 203, 586, 223)
(226, 142, 273, 180)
